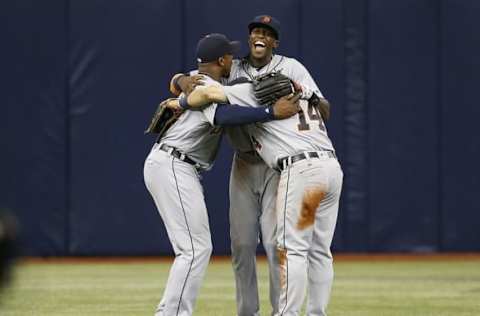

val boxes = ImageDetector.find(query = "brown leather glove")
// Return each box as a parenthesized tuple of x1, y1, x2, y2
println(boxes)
(144, 98, 181, 137)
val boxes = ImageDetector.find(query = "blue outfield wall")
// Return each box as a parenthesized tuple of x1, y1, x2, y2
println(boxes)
(368, 0, 441, 251)
(1, 0, 479, 256)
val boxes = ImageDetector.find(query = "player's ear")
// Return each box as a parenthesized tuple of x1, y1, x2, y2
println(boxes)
(218, 56, 226, 67)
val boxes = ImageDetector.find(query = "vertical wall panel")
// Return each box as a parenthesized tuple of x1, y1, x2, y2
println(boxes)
(441, 0, 480, 251)
(342, 0, 370, 251)
(0, 0, 68, 255)
(368, 0, 439, 251)
(69, 0, 182, 255)
(301, 0, 346, 250)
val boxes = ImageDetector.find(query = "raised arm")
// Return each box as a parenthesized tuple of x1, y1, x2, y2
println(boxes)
(164, 85, 228, 110)
(162, 84, 301, 125)
(289, 59, 331, 121)
(188, 85, 228, 106)
(169, 73, 205, 96)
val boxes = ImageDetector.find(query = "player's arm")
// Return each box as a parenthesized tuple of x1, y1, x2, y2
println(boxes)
(289, 59, 331, 121)
(182, 83, 260, 109)
(163, 85, 227, 110)
(170, 59, 241, 94)
(189, 85, 228, 106)
(169, 72, 205, 96)
(203, 83, 301, 125)
(213, 93, 300, 126)
(164, 85, 300, 125)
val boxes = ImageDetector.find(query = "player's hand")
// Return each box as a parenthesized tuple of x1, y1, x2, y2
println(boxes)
(272, 92, 301, 119)
(178, 74, 205, 95)
(162, 98, 184, 115)
(309, 95, 330, 121)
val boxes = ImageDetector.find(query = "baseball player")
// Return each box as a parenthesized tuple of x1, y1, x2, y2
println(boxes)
(170, 15, 330, 316)
(173, 75, 342, 316)
(144, 33, 300, 316)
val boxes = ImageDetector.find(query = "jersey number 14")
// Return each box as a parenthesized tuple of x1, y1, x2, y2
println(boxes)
(297, 102, 326, 132)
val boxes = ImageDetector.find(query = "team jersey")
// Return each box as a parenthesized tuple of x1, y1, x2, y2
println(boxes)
(223, 54, 325, 153)
(160, 76, 222, 170)
(222, 83, 335, 169)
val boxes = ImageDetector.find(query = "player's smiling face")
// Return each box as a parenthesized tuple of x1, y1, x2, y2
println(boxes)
(248, 27, 278, 61)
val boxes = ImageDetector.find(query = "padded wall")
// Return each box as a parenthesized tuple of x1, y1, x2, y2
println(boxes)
(1, 0, 68, 255)
(440, 0, 480, 250)
(368, 0, 440, 251)
(2, 0, 479, 255)
(68, 0, 182, 255)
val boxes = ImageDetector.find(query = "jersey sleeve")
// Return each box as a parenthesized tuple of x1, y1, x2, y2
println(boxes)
(187, 80, 221, 126)
(222, 83, 260, 108)
(201, 102, 219, 126)
(288, 58, 325, 99)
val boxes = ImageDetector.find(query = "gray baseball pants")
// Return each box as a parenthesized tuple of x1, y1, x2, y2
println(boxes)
(144, 145, 212, 316)
(275, 156, 343, 316)
(229, 151, 281, 316)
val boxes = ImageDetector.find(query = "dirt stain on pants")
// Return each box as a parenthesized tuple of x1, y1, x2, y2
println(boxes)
(297, 188, 325, 230)
(277, 247, 287, 289)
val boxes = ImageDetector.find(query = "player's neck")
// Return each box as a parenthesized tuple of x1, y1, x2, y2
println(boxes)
(249, 54, 273, 69)
(197, 65, 222, 82)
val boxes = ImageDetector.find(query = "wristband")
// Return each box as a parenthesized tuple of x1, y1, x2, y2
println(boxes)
(178, 95, 191, 109)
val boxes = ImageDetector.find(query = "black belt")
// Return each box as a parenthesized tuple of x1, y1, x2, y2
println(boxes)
(158, 144, 198, 166)
(277, 151, 336, 171)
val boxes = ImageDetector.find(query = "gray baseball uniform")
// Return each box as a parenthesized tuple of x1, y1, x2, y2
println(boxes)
(224, 55, 326, 316)
(144, 76, 222, 316)
(223, 82, 343, 316)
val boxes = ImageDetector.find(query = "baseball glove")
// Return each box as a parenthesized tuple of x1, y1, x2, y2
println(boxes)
(253, 72, 294, 105)
(144, 98, 180, 137)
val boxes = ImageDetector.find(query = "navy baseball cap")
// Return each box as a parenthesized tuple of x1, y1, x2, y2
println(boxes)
(196, 33, 241, 63)
(248, 15, 281, 39)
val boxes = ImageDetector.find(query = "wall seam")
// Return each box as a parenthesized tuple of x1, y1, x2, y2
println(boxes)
(437, 0, 444, 252)
(341, 0, 348, 251)
(363, 0, 370, 251)
(64, 0, 71, 255)
(180, 0, 186, 72)
(298, 0, 303, 59)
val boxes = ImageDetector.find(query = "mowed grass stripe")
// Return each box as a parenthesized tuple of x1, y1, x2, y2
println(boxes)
(1, 259, 479, 315)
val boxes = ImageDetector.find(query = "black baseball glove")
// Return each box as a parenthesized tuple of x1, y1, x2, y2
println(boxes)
(144, 98, 181, 137)
(253, 72, 294, 105)
(253, 72, 294, 106)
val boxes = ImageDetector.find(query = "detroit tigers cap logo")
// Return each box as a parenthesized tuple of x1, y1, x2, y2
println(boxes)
(261, 15, 271, 24)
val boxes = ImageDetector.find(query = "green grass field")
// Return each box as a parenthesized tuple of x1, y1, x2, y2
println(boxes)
(1, 257, 479, 315)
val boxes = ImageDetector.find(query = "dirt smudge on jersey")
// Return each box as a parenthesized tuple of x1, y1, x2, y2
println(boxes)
(297, 188, 325, 230)
(277, 247, 287, 289)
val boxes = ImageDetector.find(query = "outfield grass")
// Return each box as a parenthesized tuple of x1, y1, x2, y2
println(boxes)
(1, 257, 479, 315)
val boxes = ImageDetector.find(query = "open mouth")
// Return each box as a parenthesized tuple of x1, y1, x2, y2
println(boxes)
(254, 41, 266, 48)
(253, 41, 266, 53)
